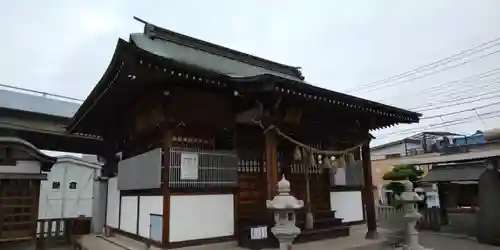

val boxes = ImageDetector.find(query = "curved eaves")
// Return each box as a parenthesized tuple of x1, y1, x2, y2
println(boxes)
(67, 39, 128, 132)
(0, 137, 57, 171)
(228, 73, 422, 122)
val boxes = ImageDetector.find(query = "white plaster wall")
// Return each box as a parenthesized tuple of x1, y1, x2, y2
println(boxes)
(371, 142, 421, 160)
(106, 177, 120, 228)
(0, 160, 40, 174)
(38, 161, 96, 219)
(138, 196, 163, 238)
(61, 162, 95, 217)
(169, 194, 234, 242)
(330, 191, 364, 223)
(120, 196, 138, 234)
(39, 164, 64, 219)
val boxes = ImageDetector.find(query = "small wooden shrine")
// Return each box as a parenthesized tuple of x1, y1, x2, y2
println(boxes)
(66, 17, 421, 248)
(0, 137, 56, 249)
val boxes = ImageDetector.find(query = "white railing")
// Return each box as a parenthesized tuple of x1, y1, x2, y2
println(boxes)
(376, 205, 405, 230)
(377, 205, 442, 231)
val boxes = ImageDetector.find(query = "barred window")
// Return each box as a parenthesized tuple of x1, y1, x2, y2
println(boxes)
(52, 181, 61, 189)
(168, 148, 238, 188)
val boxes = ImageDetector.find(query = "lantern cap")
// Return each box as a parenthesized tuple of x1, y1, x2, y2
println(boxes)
(277, 175, 291, 194)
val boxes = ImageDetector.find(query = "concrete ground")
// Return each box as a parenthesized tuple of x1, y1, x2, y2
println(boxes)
(70, 226, 500, 250)
(352, 231, 500, 250)
(418, 232, 500, 250)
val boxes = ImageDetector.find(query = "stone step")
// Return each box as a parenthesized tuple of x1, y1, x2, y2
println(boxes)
(297, 217, 344, 229)
(295, 226, 351, 244)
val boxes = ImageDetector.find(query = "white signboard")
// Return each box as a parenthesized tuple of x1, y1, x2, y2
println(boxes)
(180, 152, 199, 180)
(250, 226, 268, 240)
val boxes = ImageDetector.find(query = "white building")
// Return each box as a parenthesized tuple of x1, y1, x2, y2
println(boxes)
(371, 132, 462, 160)
(38, 155, 102, 219)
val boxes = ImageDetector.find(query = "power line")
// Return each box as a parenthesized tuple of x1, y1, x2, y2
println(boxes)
(392, 81, 500, 111)
(378, 76, 500, 109)
(356, 47, 500, 93)
(376, 110, 500, 139)
(420, 80, 500, 102)
(413, 91, 500, 112)
(402, 110, 500, 134)
(421, 100, 500, 120)
(380, 67, 500, 103)
(345, 36, 500, 93)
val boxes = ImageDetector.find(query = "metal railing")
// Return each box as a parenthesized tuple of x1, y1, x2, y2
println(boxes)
(0, 83, 84, 103)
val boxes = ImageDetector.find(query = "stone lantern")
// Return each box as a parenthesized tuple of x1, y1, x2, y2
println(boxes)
(395, 180, 431, 250)
(266, 175, 304, 250)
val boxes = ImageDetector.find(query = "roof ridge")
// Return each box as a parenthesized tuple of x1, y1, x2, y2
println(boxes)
(132, 16, 305, 80)
(57, 155, 102, 168)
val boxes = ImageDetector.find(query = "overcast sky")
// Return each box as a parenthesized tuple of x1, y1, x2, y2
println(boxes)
(2, 0, 500, 150)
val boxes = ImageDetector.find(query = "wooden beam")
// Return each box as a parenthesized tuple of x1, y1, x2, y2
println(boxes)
(265, 129, 279, 199)
(162, 130, 172, 246)
(361, 140, 378, 239)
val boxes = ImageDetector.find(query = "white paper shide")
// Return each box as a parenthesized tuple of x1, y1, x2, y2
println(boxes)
(180, 152, 199, 180)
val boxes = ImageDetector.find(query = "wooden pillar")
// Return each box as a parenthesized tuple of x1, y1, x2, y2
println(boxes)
(265, 129, 279, 199)
(162, 130, 173, 246)
(361, 141, 378, 239)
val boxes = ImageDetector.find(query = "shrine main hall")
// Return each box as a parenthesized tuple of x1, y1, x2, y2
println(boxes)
(64, 17, 421, 249)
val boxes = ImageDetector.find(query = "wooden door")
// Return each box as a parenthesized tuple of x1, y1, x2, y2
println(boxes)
(236, 151, 267, 234)
(0, 179, 39, 240)
(287, 164, 332, 226)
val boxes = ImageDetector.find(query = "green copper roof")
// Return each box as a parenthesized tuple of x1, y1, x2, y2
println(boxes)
(130, 33, 302, 81)
(128, 17, 305, 81)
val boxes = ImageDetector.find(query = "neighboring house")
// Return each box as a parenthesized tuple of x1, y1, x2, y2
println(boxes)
(371, 131, 462, 160)
(372, 130, 500, 207)
(371, 138, 422, 160)
(371, 132, 461, 205)
(0, 137, 57, 249)
(38, 155, 102, 219)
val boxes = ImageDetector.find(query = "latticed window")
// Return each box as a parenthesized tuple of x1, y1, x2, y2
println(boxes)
(69, 181, 77, 190)
(0, 179, 38, 239)
(168, 148, 238, 188)
(52, 181, 61, 189)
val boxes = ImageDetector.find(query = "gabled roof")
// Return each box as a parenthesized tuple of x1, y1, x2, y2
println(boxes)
(406, 131, 463, 141)
(67, 17, 421, 136)
(372, 131, 463, 151)
(421, 161, 486, 183)
(132, 16, 304, 81)
(393, 148, 500, 165)
(371, 138, 421, 151)
(0, 137, 57, 171)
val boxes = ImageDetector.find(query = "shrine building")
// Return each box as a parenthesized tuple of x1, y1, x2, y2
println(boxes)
(66, 17, 421, 248)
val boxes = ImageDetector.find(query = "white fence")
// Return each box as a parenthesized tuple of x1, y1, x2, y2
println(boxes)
(377, 205, 442, 231)
(376, 205, 405, 230)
